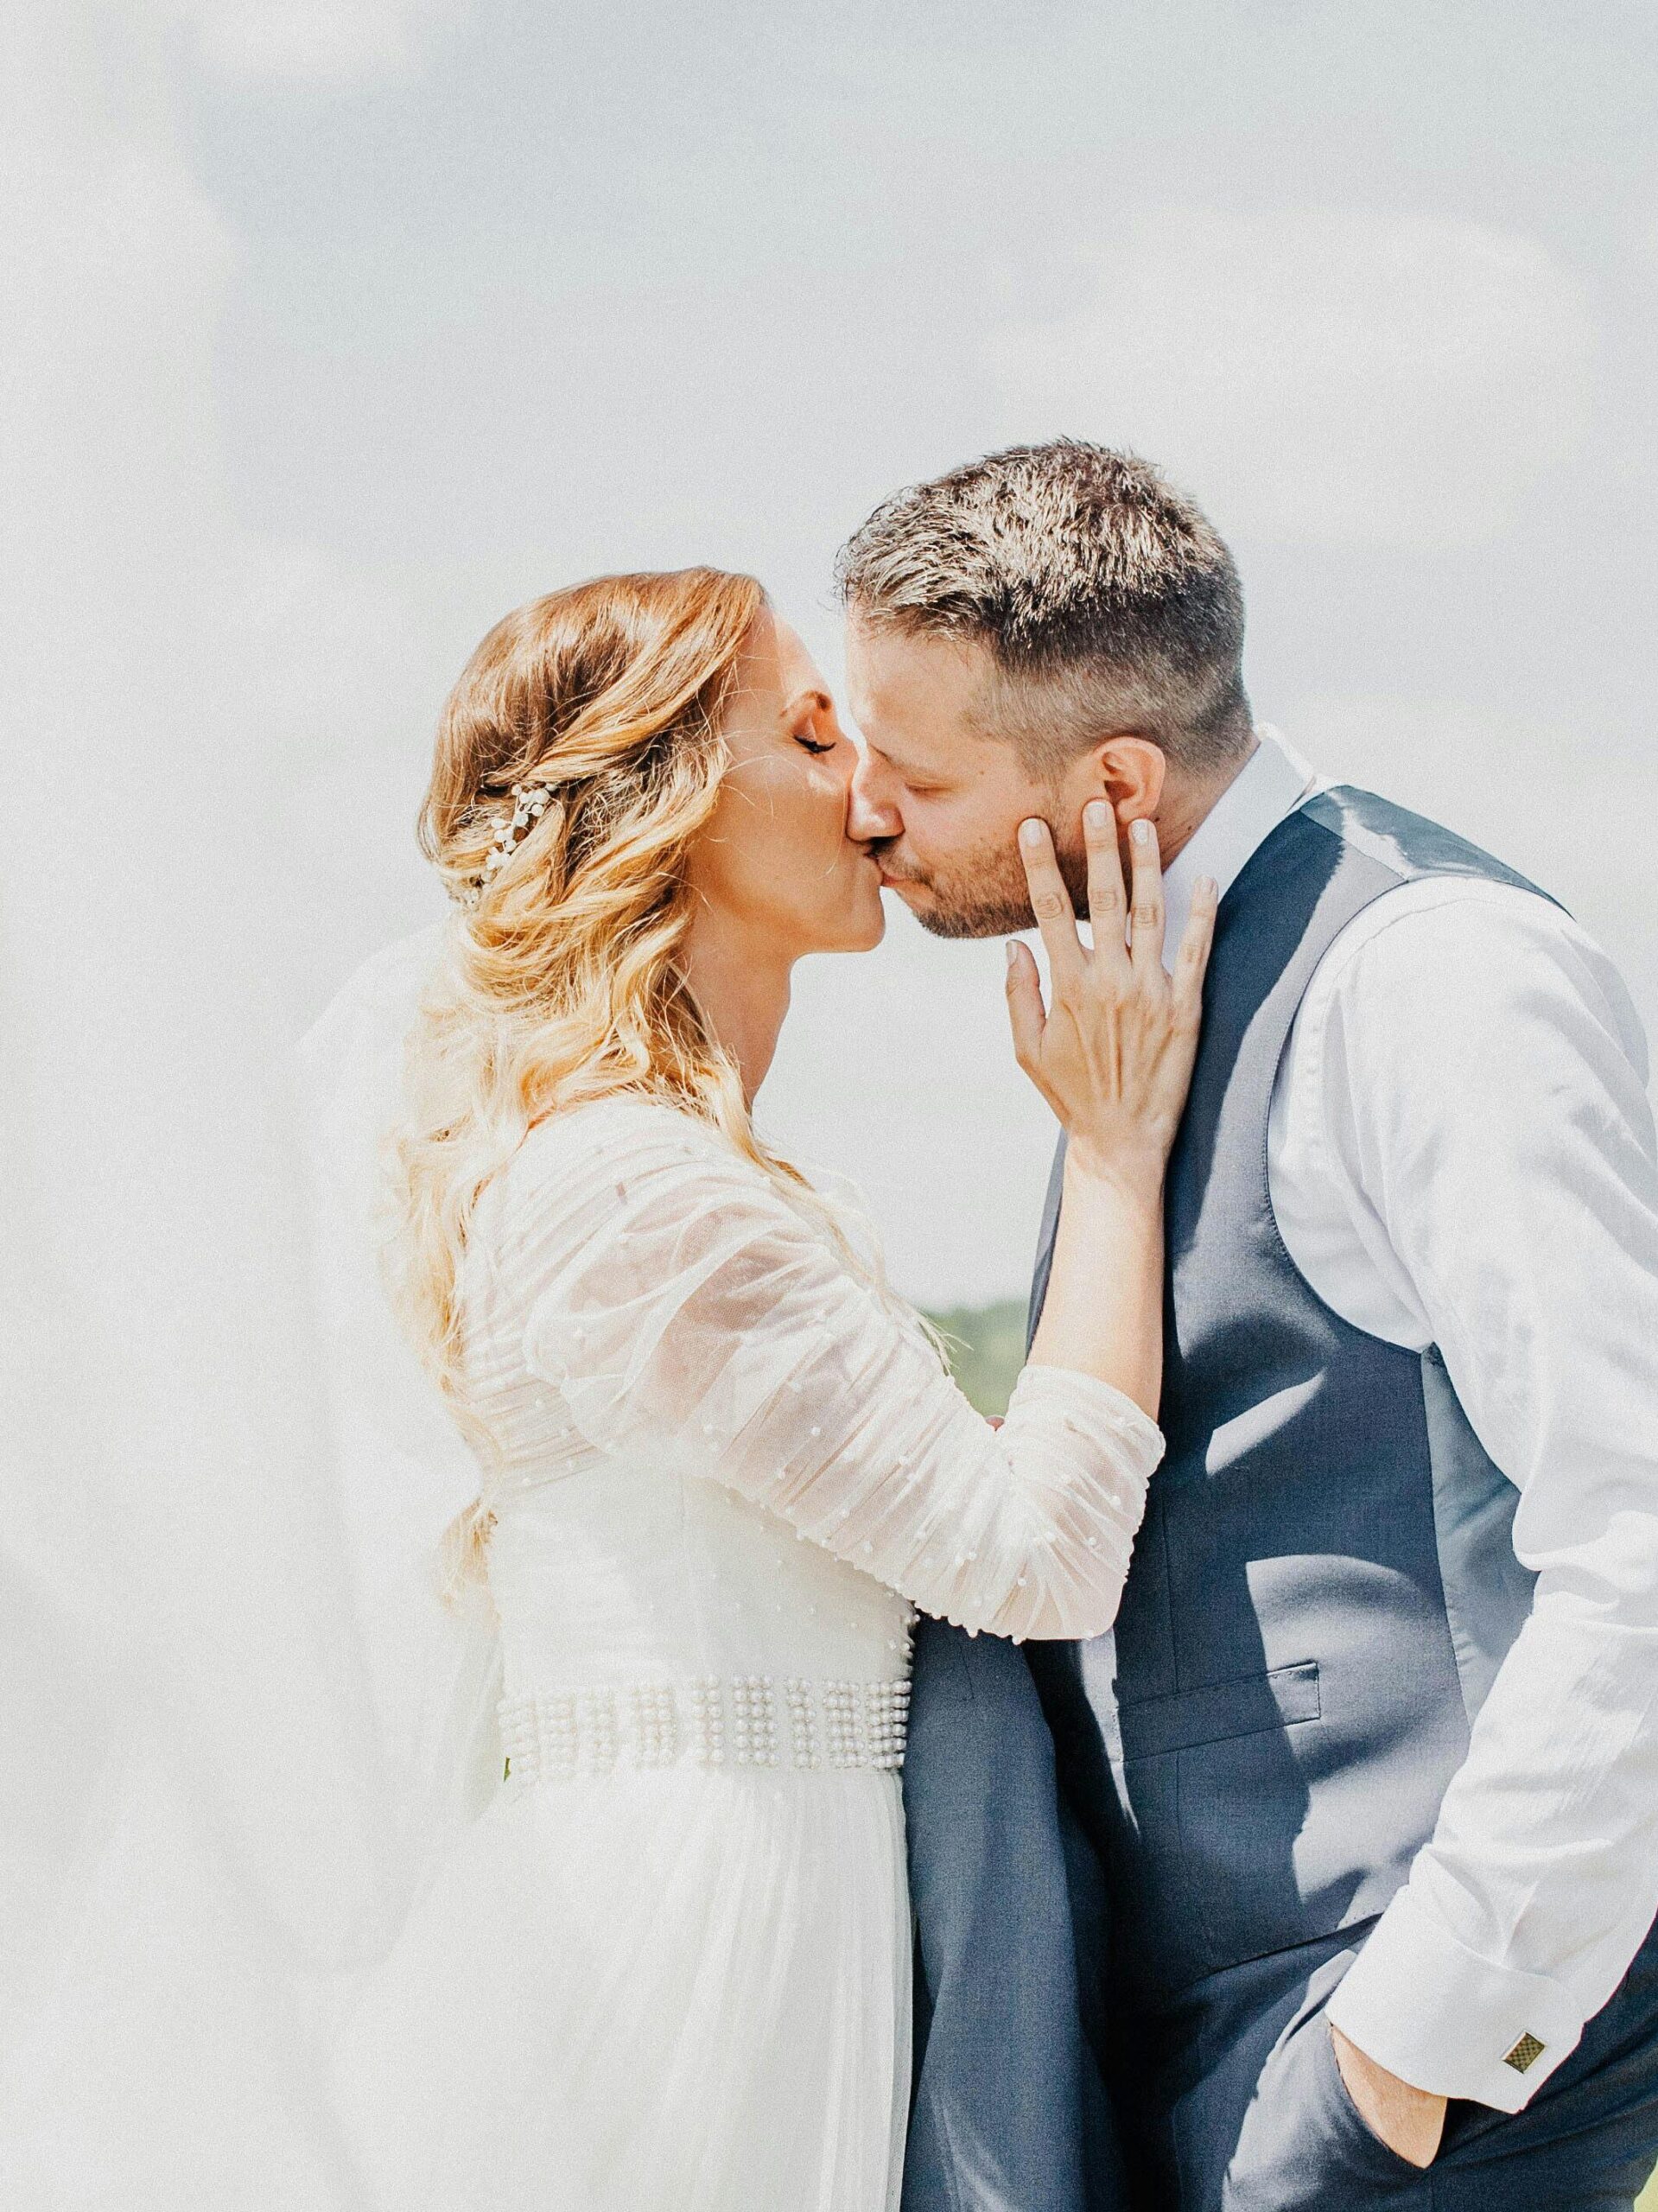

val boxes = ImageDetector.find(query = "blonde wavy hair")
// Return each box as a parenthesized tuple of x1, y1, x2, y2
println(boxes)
(386, 567, 863, 1403)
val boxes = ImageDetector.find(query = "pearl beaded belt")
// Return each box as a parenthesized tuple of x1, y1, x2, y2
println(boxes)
(499, 1674, 912, 1783)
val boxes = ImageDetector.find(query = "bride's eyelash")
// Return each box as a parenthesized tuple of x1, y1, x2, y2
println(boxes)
(795, 735, 835, 755)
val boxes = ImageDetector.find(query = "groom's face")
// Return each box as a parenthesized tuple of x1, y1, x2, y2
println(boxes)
(843, 617, 1091, 938)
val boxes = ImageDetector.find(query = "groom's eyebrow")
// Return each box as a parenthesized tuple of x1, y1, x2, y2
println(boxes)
(868, 740, 934, 781)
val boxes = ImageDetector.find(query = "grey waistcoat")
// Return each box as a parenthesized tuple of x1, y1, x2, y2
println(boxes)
(1027, 785, 1546, 2011)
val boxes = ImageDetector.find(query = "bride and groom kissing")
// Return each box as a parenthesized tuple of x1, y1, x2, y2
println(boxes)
(336, 439, 1658, 2209)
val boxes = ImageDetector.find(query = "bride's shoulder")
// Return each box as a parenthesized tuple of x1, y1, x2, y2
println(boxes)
(486, 1094, 893, 1300)
(505, 1092, 759, 1205)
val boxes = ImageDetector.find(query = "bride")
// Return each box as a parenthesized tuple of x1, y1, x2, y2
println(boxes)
(328, 564, 1216, 2211)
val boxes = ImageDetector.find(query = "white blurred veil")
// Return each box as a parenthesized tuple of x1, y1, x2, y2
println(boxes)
(2, 871, 502, 2212)
(295, 918, 507, 1910)
(3, 17, 516, 2197)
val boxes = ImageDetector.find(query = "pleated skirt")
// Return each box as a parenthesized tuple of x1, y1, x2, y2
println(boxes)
(331, 1765, 911, 2212)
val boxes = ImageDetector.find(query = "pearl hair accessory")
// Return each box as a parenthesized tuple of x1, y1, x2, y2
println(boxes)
(456, 780, 558, 906)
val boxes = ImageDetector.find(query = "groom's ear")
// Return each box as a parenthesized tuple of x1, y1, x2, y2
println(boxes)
(1092, 736, 1168, 830)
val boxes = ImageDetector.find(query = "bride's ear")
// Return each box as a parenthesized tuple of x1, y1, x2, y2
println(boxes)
(1092, 735, 1167, 830)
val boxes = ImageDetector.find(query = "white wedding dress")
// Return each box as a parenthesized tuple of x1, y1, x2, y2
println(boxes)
(330, 1092, 1162, 2212)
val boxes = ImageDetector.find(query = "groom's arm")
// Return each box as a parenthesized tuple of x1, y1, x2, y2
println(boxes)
(1276, 877, 1658, 2120)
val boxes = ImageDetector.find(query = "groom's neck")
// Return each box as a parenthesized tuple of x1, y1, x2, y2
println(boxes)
(1153, 729, 1260, 865)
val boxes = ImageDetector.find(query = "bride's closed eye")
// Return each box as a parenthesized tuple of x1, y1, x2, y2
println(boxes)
(787, 682, 842, 755)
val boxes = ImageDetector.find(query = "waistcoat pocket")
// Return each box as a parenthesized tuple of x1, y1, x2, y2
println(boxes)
(1109, 1660, 1327, 1997)
(1117, 1660, 1321, 1761)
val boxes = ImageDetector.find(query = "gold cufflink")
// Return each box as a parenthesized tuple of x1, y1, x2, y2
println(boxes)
(1503, 2031, 1545, 2074)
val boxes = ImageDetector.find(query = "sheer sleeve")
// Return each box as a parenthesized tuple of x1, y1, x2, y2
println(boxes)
(505, 1102, 1162, 1642)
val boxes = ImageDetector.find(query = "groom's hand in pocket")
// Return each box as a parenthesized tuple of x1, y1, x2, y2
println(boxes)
(1330, 2022, 1448, 2167)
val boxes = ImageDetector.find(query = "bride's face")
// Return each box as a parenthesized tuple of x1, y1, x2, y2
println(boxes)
(688, 608, 886, 958)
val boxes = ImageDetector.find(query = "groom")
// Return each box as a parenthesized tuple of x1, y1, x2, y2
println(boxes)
(839, 441, 1658, 2209)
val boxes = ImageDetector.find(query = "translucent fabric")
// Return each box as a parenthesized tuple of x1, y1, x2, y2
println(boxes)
(318, 1090, 1164, 2212)
(492, 1094, 1163, 1643)
(4, 865, 1161, 2212)
(332, 1764, 912, 2212)
(1, 920, 496, 2210)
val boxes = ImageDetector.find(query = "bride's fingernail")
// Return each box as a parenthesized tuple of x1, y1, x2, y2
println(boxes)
(1019, 817, 1043, 848)
(1006, 940, 1020, 968)
(1084, 798, 1109, 832)
(1130, 818, 1153, 844)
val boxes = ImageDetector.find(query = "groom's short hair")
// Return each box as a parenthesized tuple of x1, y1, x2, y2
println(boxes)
(835, 441, 1252, 778)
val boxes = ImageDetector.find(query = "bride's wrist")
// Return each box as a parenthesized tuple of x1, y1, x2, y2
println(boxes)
(1063, 1141, 1167, 1211)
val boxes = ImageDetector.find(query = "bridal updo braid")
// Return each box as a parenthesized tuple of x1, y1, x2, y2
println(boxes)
(389, 567, 841, 1396)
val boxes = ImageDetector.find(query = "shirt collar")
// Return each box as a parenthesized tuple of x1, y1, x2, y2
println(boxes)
(1160, 724, 1318, 950)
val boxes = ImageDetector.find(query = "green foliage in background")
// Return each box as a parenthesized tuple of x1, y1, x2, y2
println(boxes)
(925, 1304, 1658, 2209)
(927, 1297, 1027, 1417)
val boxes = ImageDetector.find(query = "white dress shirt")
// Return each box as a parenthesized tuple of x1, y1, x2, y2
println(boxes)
(1157, 728, 1658, 2113)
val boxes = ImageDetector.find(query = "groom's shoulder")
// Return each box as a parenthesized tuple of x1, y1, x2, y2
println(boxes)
(1299, 784, 1552, 907)
(1307, 866, 1648, 1084)
(1290, 782, 1623, 1015)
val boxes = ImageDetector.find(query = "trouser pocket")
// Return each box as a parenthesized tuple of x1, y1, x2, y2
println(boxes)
(1220, 1996, 1432, 2210)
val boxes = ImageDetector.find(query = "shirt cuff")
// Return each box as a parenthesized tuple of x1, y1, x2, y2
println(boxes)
(1326, 1885, 1585, 2113)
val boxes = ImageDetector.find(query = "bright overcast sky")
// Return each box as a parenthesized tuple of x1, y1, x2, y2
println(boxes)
(8, 0, 1657, 1303)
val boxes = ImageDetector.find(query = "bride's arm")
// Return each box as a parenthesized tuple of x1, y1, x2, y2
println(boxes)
(521, 1140, 1159, 1643)
(518, 815, 1211, 1644)
(1010, 804, 1216, 1419)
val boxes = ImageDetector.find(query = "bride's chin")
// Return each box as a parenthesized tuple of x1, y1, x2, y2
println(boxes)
(848, 905, 886, 953)
(804, 868, 888, 955)
(835, 893, 887, 954)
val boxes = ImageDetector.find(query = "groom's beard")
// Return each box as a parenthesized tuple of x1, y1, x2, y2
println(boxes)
(873, 830, 1090, 940)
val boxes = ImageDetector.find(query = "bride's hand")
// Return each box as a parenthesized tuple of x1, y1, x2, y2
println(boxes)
(1006, 801, 1217, 1192)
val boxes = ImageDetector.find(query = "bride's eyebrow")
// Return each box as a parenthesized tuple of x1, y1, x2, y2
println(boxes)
(781, 684, 833, 722)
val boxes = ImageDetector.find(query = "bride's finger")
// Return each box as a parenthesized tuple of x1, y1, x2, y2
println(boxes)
(1083, 799, 1131, 978)
(1126, 817, 1166, 973)
(1018, 817, 1085, 982)
(1171, 874, 1219, 1030)
(1005, 937, 1047, 1074)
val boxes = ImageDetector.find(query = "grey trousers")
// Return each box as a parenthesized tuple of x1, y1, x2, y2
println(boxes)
(904, 1618, 1122, 2212)
(902, 1612, 1658, 2210)
(1134, 1916, 1658, 2210)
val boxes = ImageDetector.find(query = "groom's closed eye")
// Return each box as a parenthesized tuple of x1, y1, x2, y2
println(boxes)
(880, 761, 947, 796)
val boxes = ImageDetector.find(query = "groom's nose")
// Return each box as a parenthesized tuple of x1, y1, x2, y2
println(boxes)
(848, 753, 902, 843)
